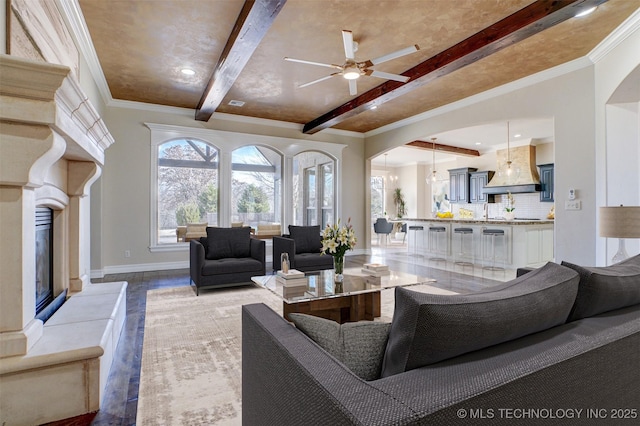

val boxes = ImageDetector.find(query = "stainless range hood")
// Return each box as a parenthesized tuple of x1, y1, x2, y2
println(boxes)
(484, 145, 542, 194)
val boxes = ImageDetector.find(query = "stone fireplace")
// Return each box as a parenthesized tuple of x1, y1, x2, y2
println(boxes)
(0, 55, 126, 424)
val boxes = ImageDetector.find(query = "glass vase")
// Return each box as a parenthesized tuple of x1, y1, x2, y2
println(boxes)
(334, 255, 344, 283)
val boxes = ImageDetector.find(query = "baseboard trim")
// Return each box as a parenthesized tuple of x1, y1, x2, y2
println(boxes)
(95, 261, 190, 277)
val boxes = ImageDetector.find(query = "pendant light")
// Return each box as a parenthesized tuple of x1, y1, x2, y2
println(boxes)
(384, 154, 397, 188)
(505, 122, 513, 177)
(430, 137, 438, 183)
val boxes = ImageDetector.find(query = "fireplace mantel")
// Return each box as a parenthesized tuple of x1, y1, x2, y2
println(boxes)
(0, 55, 124, 425)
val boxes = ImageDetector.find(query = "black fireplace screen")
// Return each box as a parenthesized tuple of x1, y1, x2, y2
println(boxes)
(35, 207, 53, 314)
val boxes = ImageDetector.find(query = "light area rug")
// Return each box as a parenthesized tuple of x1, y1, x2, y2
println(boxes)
(136, 283, 456, 425)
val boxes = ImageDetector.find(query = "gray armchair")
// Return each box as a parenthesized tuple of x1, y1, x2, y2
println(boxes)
(190, 226, 265, 295)
(272, 225, 334, 272)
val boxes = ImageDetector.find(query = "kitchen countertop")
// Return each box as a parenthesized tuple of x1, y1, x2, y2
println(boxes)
(398, 218, 554, 225)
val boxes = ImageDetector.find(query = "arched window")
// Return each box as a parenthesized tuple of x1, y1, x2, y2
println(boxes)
(156, 139, 219, 244)
(231, 145, 282, 230)
(293, 152, 335, 227)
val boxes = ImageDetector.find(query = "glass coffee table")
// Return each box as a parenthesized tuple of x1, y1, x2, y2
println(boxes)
(251, 267, 435, 323)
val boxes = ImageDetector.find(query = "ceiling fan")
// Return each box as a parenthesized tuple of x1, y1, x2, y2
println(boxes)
(284, 30, 420, 96)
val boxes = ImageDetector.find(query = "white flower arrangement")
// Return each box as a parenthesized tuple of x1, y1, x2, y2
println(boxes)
(321, 218, 357, 258)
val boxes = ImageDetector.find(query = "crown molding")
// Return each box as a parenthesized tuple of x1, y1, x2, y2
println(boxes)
(109, 98, 195, 115)
(56, 0, 112, 106)
(211, 112, 365, 139)
(588, 7, 640, 63)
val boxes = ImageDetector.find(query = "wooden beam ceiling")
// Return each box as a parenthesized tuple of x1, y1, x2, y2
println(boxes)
(302, 0, 607, 134)
(195, 0, 286, 121)
(406, 141, 480, 157)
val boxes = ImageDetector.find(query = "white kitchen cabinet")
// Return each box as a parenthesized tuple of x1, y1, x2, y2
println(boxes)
(524, 226, 554, 266)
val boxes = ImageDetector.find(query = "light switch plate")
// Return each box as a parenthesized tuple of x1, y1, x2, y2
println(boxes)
(565, 200, 581, 210)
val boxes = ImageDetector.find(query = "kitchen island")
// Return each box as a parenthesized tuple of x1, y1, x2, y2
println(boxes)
(401, 218, 554, 270)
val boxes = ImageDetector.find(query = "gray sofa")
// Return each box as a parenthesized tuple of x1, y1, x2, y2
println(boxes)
(242, 258, 640, 425)
(189, 226, 265, 295)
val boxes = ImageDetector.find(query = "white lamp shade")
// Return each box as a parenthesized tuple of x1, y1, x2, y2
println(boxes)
(599, 206, 640, 238)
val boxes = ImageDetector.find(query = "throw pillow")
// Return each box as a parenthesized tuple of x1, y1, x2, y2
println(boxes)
(289, 313, 391, 381)
(562, 254, 640, 321)
(288, 225, 322, 254)
(380, 262, 579, 377)
(205, 226, 251, 260)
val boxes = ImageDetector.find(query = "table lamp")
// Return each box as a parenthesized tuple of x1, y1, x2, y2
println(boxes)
(599, 205, 640, 264)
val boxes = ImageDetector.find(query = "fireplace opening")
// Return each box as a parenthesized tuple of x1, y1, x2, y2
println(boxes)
(35, 207, 54, 315)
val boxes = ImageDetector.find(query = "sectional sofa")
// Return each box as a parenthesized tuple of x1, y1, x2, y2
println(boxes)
(242, 257, 640, 425)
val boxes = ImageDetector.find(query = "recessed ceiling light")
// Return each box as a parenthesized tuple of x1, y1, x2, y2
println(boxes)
(228, 100, 245, 107)
(181, 68, 195, 76)
(514, 133, 522, 138)
(575, 6, 597, 18)
(370, 105, 378, 110)
(475, 142, 482, 145)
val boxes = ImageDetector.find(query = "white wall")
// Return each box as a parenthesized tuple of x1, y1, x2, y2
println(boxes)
(594, 17, 640, 265)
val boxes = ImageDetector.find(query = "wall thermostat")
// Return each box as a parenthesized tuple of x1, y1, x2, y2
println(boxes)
(568, 188, 576, 200)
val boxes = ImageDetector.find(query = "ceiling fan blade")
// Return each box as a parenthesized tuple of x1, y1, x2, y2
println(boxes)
(369, 44, 420, 65)
(299, 72, 340, 89)
(348, 79, 357, 96)
(342, 30, 355, 60)
(284, 57, 342, 70)
(368, 70, 410, 83)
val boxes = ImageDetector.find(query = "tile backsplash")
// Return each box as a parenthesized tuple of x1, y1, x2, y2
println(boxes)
(451, 193, 554, 220)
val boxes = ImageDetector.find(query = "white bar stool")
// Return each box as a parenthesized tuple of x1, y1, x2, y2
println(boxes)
(408, 225, 424, 255)
(482, 228, 505, 271)
(453, 227, 474, 268)
(428, 226, 447, 261)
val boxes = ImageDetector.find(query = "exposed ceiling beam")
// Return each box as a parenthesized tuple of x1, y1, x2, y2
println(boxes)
(406, 141, 480, 157)
(302, 0, 607, 134)
(195, 0, 286, 121)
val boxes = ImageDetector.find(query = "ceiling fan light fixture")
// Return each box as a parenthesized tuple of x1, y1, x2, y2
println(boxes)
(284, 30, 419, 95)
(343, 69, 361, 80)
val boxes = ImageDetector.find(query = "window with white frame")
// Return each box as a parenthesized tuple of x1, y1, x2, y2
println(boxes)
(231, 145, 282, 230)
(147, 123, 344, 251)
(293, 152, 335, 227)
(370, 175, 384, 221)
(156, 139, 218, 245)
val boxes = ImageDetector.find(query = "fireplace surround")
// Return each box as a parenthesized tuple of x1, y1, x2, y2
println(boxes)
(0, 55, 126, 424)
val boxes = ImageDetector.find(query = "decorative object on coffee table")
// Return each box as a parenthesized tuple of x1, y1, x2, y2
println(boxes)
(280, 252, 290, 273)
(321, 218, 357, 282)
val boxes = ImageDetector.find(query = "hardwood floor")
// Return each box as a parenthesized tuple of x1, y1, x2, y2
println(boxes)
(83, 247, 505, 425)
